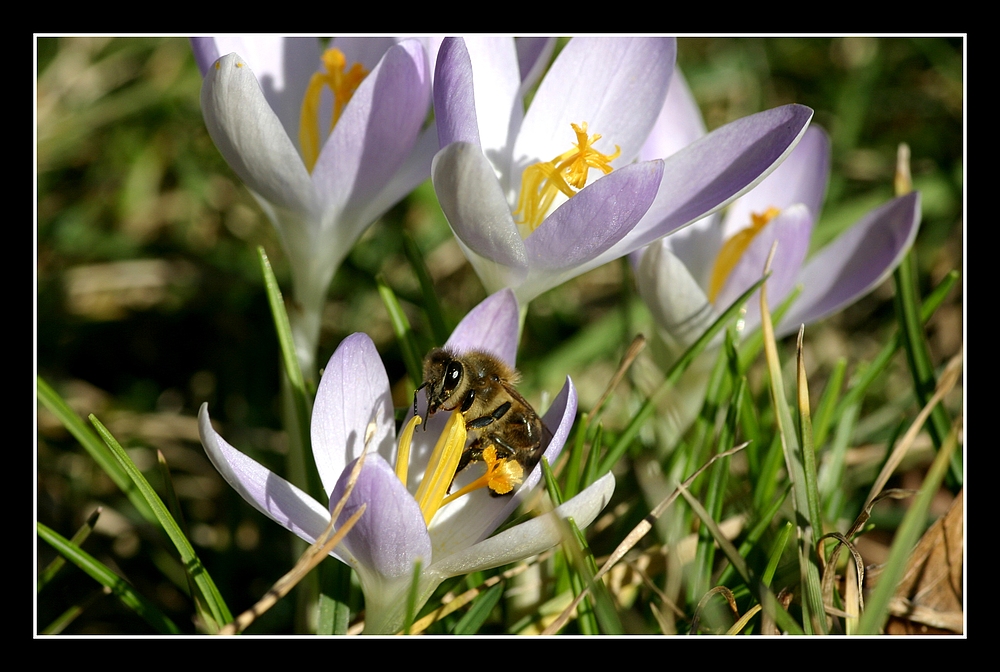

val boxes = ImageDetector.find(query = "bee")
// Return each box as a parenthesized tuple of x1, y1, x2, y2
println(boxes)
(414, 348, 548, 497)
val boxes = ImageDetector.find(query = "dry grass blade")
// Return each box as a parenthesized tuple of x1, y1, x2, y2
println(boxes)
(727, 604, 762, 635)
(691, 586, 739, 635)
(818, 531, 865, 622)
(590, 334, 646, 418)
(218, 435, 372, 635)
(542, 442, 748, 635)
(863, 349, 962, 511)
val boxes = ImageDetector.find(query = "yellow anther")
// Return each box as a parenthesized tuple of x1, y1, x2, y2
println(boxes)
(708, 207, 782, 304)
(514, 122, 621, 234)
(299, 48, 368, 173)
(413, 410, 467, 526)
(395, 415, 421, 486)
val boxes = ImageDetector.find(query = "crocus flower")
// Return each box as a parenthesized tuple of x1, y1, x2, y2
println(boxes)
(431, 36, 815, 306)
(633, 74, 920, 441)
(192, 37, 434, 374)
(198, 290, 615, 633)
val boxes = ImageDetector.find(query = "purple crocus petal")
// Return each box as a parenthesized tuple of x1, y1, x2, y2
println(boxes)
(777, 191, 922, 335)
(636, 239, 718, 351)
(330, 454, 431, 580)
(444, 288, 521, 367)
(432, 471, 615, 577)
(630, 104, 815, 250)
(312, 40, 430, 234)
(515, 38, 675, 171)
(428, 377, 578, 558)
(311, 334, 396, 496)
(197, 404, 345, 559)
(714, 203, 813, 334)
(640, 68, 706, 161)
(190, 38, 221, 76)
(722, 125, 830, 240)
(433, 38, 483, 149)
(432, 142, 529, 292)
(200, 53, 317, 216)
(526, 160, 665, 270)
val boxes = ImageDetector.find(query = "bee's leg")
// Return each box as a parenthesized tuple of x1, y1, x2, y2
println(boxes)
(465, 401, 512, 430)
(448, 438, 486, 493)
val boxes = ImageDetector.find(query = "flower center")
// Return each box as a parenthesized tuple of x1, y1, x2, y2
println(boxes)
(395, 410, 525, 525)
(513, 122, 620, 236)
(299, 48, 368, 173)
(707, 207, 781, 304)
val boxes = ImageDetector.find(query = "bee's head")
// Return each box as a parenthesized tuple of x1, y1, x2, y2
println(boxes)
(421, 348, 466, 420)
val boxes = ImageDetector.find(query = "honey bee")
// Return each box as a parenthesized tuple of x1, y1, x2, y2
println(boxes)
(414, 348, 549, 497)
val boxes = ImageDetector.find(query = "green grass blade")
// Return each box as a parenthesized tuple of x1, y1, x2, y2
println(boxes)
(37, 522, 181, 634)
(38, 507, 102, 592)
(836, 268, 958, 417)
(795, 328, 824, 547)
(812, 357, 846, 449)
(89, 414, 232, 628)
(763, 522, 793, 587)
(893, 253, 961, 483)
(36, 377, 156, 523)
(376, 274, 424, 388)
(598, 272, 771, 476)
(452, 582, 504, 635)
(402, 232, 450, 345)
(760, 273, 825, 634)
(258, 247, 313, 468)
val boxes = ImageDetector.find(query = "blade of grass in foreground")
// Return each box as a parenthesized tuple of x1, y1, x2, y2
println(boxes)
(759, 251, 825, 634)
(37, 522, 181, 634)
(90, 415, 232, 629)
(36, 377, 156, 524)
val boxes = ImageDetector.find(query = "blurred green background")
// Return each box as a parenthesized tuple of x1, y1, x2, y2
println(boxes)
(36, 37, 963, 634)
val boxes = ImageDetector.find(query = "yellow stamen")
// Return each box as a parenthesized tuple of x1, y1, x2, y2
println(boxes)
(440, 445, 524, 506)
(707, 207, 782, 304)
(299, 48, 368, 173)
(395, 415, 421, 486)
(514, 122, 621, 234)
(412, 410, 467, 525)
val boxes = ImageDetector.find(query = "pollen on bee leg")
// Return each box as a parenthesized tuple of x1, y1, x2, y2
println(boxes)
(440, 445, 524, 505)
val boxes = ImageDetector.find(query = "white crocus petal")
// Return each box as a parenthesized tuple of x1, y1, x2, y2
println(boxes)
(193, 38, 321, 145)
(640, 69, 706, 161)
(310, 333, 397, 495)
(637, 240, 717, 353)
(432, 141, 530, 292)
(201, 53, 318, 217)
(198, 404, 356, 566)
(431, 471, 616, 576)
